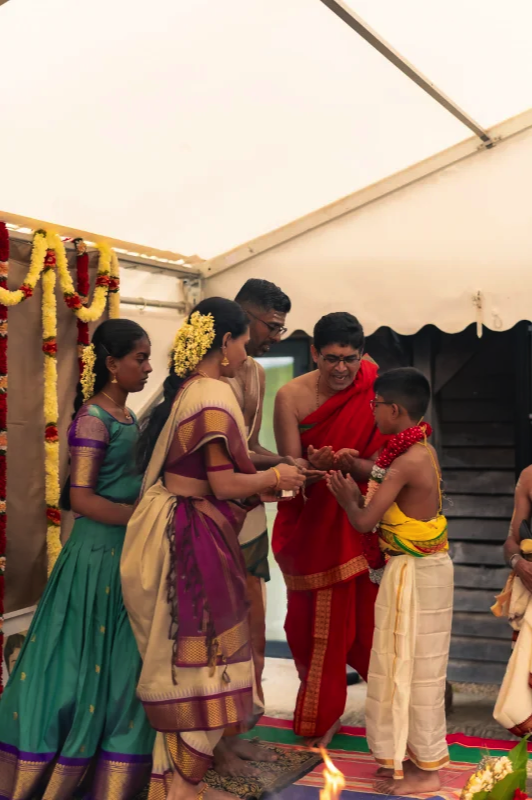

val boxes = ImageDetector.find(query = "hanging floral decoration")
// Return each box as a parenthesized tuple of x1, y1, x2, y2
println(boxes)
(74, 238, 90, 375)
(42, 247, 62, 570)
(0, 226, 121, 593)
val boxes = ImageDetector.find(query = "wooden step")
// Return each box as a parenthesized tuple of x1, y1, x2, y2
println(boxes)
(454, 565, 509, 590)
(448, 519, 511, 541)
(450, 635, 511, 663)
(452, 611, 511, 639)
(441, 422, 513, 447)
(445, 494, 513, 518)
(447, 658, 507, 684)
(450, 542, 506, 566)
(442, 448, 515, 469)
(454, 589, 500, 612)
(443, 470, 515, 494)
(441, 400, 513, 423)
(440, 373, 514, 400)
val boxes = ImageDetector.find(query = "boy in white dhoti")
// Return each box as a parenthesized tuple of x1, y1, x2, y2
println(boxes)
(327, 367, 453, 797)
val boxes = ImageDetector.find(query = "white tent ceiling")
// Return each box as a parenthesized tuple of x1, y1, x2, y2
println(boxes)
(2, 0, 531, 261)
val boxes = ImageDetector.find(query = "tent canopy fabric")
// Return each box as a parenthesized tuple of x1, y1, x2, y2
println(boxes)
(206, 123, 532, 337)
(2, 0, 532, 260)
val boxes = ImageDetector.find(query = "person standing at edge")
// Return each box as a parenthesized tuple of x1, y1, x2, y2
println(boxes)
(273, 312, 388, 747)
(215, 278, 301, 777)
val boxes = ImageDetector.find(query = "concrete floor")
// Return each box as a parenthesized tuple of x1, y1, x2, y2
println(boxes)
(262, 657, 513, 741)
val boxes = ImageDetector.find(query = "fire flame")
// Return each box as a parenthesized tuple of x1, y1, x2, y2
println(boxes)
(319, 747, 345, 800)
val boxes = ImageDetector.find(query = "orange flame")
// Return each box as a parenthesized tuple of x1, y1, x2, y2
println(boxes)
(319, 747, 345, 800)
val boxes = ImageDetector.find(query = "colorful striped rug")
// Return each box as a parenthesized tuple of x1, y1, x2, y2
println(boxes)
(241, 717, 528, 800)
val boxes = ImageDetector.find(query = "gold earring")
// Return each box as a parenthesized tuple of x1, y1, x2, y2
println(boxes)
(111, 376, 118, 384)
(221, 349, 229, 367)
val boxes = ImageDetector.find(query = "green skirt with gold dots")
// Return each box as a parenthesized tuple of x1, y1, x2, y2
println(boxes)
(0, 519, 155, 800)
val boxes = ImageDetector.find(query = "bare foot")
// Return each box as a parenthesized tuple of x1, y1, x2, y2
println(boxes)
(213, 740, 260, 778)
(375, 759, 410, 777)
(374, 767, 393, 777)
(168, 773, 238, 800)
(374, 763, 441, 796)
(228, 738, 278, 764)
(306, 719, 341, 749)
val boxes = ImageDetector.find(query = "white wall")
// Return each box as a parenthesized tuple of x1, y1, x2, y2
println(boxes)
(119, 268, 185, 413)
(206, 126, 532, 336)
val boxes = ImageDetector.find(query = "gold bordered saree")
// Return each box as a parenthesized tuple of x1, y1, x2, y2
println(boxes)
(121, 377, 254, 795)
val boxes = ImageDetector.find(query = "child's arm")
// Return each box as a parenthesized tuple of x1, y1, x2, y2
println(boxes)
(326, 461, 409, 533)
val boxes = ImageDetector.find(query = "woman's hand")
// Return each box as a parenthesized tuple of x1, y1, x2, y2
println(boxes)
(326, 470, 362, 511)
(333, 448, 360, 473)
(275, 463, 306, 491)
(307, 445, 335, 471)
(285, 455, 326, 482)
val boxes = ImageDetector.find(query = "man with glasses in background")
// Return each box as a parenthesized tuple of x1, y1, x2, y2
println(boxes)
(215, 278, 297, 777)
(273, 312, 388, 747)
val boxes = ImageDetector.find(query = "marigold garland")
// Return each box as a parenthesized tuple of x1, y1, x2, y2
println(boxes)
(81, 344, 97, 401)
(108, 248, 121, 320)
(42, 247, 62, 573)
(54, 234, 112, 322)
(0, 229, 47, 307)
(0, 225, 122, 598)
(74, 238, 90, 375)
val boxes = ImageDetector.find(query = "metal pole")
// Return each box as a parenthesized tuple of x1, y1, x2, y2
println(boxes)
(318, 0, 494, 145)
(119, 296, 186, 312)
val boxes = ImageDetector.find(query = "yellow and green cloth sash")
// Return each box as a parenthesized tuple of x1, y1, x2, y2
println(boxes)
(379, 502, 449, 557)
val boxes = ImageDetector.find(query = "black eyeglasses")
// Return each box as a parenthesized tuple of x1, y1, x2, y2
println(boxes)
(319, 353, 362, 366)
(370, 399, 393, 409)
(246, 309, 287, 337)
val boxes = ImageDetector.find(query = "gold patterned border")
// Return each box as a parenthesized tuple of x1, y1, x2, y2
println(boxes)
(147, 771, 173, 799)
(295, 587, 333, 738)
(145, 687, 253, 733)
(407, 746, 450, 772)
(372, 754, 404, 779)
(38, 761, 87, 798)
(166, 733, 211, 784)
(283, 555, 367, 592)
(177, 620, 248, 666)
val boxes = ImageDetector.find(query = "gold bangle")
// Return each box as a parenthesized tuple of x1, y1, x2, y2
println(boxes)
(271, 467, 281, 491)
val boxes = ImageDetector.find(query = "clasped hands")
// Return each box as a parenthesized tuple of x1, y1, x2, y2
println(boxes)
(307, 445, 360, 473)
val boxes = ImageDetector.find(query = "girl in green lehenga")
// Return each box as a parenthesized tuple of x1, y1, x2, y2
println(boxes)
(0, 319, 156, 800)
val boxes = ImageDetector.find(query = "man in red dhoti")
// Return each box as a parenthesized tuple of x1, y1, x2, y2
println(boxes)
(273, 312, 388, 746)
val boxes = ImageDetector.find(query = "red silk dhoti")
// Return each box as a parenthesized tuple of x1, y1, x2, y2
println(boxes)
(285, 573, 378, 738)
(273, 360, 387, 739)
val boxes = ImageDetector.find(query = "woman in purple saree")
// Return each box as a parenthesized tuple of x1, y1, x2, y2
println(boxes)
(121, 298, 303, 800)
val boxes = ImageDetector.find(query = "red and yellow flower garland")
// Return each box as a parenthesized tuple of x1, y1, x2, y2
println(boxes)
(0, 225, 121, 688)
(74, 238, 90, 375)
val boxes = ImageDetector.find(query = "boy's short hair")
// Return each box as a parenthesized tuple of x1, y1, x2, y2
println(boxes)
(313, 312, 364, 352)
(374, 367, 431, 420)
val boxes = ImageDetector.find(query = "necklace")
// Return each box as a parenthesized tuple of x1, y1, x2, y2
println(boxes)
(101, 391, 132, 423)
(315, 371, 321, 410)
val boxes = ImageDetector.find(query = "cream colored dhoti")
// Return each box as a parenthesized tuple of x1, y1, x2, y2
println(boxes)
(366, 552, 454, 779)
(493, 574, 532, 735)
